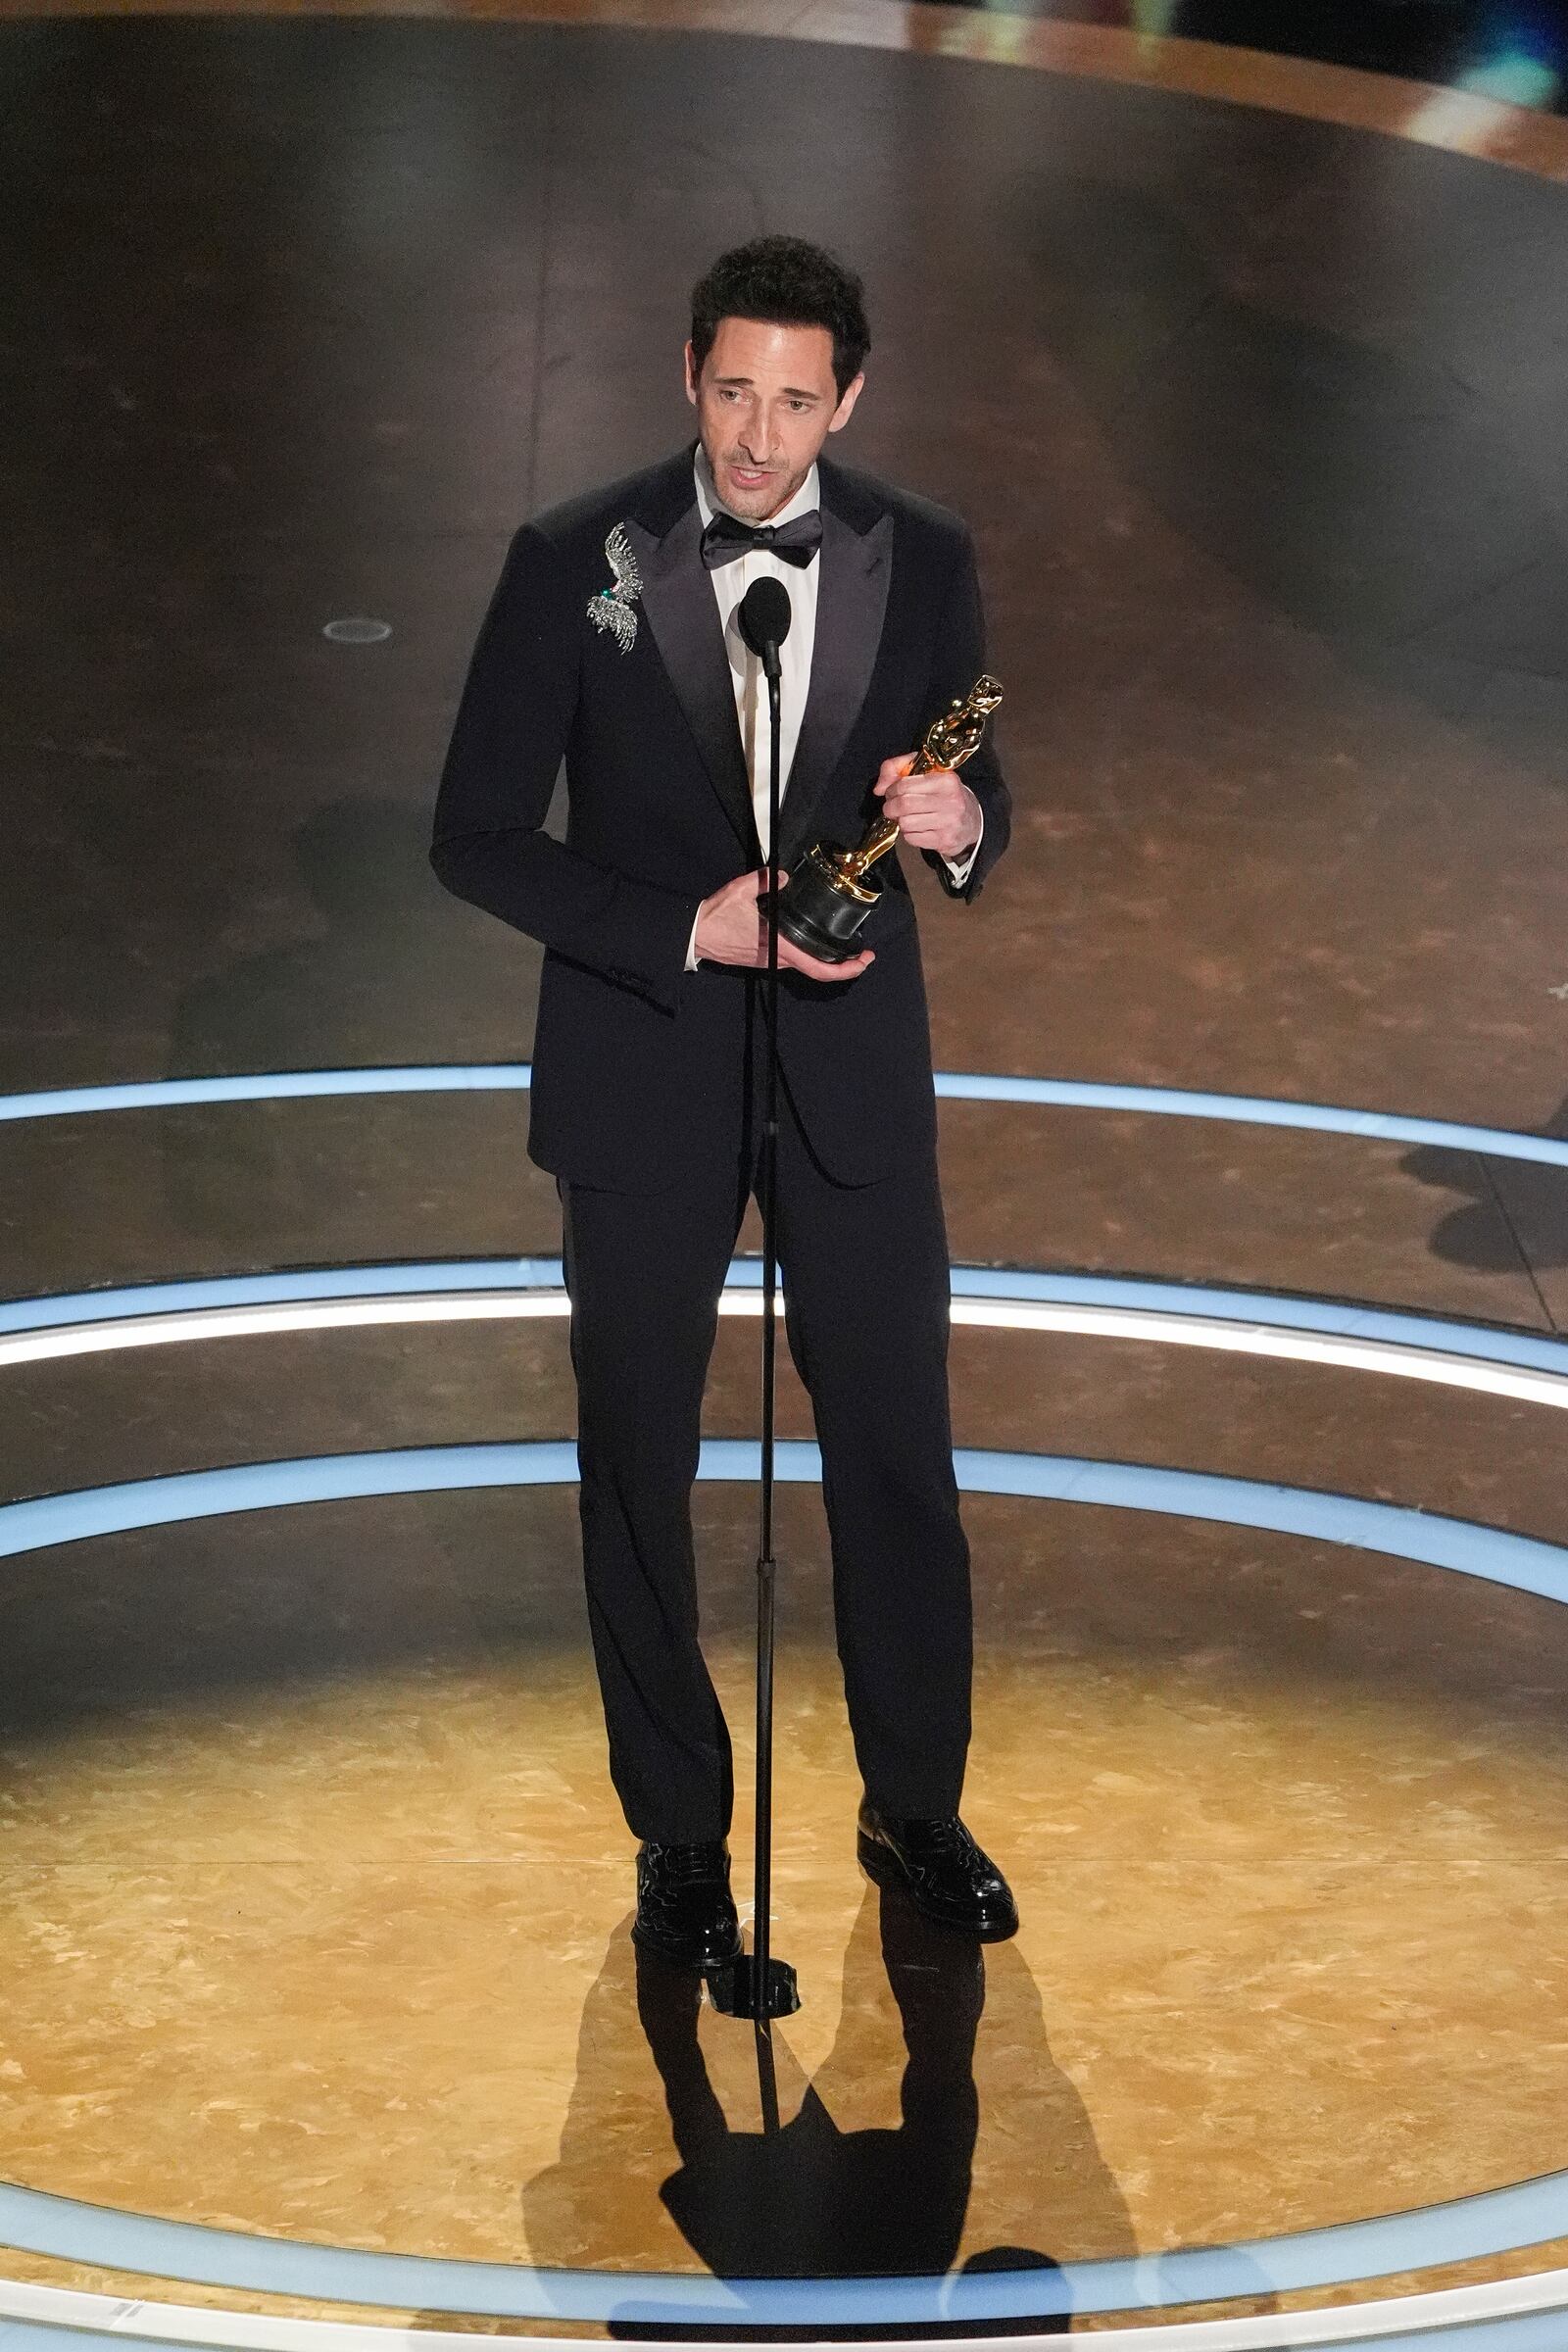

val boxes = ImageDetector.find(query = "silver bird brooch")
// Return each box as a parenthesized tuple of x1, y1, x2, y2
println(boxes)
(587, 522, 642, 654)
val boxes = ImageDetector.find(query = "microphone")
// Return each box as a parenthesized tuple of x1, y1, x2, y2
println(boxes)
(738, 576, 792, 682)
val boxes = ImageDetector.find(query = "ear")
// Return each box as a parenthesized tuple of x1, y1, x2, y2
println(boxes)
(683, 339, 700, 408)
(827, 370, 865, 433)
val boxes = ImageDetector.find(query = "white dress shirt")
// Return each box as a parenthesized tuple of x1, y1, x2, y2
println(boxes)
(685, 448, 981, 969)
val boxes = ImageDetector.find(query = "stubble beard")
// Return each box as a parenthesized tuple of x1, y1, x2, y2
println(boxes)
(709, 444, 812, 523)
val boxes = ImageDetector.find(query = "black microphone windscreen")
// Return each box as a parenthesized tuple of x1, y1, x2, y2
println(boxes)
(738, 576, 793, 658)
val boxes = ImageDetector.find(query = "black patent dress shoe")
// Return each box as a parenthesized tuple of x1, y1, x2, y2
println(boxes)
(857, 1803, 1020, 1941)
(632, 1838, 742, 1970)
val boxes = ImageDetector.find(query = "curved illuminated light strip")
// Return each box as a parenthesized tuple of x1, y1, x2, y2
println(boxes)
(7, 2267, 1568, 2352)
(7, 1441, 1568, 2328)
(2, 1260, 1566, 1414)
(2, 1063, 1566, 1172)
(0, 1067, 536, 1121)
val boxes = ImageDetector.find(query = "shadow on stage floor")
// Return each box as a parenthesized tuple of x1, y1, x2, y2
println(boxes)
(517, 1884, 1139, 2333)
(1404, 1091, 1568, 1287)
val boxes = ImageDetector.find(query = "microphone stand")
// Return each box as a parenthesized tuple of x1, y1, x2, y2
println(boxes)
(708, 604, 801, 2045)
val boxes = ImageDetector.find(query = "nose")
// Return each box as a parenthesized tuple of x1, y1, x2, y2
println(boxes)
(739, 417, 781, 465)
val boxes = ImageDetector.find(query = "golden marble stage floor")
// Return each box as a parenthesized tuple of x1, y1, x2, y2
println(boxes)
(8, 1308, 1568, 2332)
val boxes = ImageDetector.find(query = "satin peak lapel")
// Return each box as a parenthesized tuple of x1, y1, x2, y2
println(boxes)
(779, 504, 894, 868)
(622, 508, 757, 860)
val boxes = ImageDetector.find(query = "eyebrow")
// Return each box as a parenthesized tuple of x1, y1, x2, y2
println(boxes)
(712, 374, 824, 400)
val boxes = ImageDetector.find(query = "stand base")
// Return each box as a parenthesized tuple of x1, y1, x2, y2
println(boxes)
(705, 1952, 802, 2020)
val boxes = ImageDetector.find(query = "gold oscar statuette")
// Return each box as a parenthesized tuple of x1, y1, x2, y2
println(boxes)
(775, 674, 1004, 963)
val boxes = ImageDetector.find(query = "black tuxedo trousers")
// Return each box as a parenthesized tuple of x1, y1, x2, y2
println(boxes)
(561, 985, 971, 1843)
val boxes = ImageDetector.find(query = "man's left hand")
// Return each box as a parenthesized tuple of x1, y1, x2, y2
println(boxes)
(873, 756, 981, 860)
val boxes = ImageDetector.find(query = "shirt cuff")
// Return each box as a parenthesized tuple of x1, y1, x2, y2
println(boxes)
(684, 908, 703, 972)
(942, 802, 984, 888)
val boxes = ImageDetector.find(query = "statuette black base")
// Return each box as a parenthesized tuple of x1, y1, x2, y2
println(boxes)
(775, 854, 880, 963)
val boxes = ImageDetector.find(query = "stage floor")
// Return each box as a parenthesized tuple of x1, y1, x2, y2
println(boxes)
(3, 1, 1568, 2341)
(8, 1446, 1568, 2302)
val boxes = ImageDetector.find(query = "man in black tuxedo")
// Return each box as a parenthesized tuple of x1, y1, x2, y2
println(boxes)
(431, 236, 1016, 1966)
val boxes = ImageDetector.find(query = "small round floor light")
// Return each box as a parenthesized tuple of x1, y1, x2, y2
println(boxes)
(322, 616, 392, 644)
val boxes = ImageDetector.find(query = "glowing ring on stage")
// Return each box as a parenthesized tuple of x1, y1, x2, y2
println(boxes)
(3, 1259, 1568, 1414)
(6, 2265, 1568, 2352)
(1, 1062, 1566, 1172)
(5, 1442, 1568, 2327)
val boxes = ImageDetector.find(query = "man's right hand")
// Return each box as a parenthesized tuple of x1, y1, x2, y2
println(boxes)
(693, 868, 875, 982)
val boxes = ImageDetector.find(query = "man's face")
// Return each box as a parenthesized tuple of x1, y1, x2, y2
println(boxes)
(684, 317, 863, 520)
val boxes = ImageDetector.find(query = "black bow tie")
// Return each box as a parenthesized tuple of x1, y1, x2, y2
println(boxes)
(700, 510, 823, 570)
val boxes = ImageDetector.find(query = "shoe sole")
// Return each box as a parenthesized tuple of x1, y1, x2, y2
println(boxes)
(857, 1831, 1020, 1943)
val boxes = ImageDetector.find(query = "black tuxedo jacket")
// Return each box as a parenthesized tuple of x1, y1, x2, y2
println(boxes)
(430, 444, 1009, 1190)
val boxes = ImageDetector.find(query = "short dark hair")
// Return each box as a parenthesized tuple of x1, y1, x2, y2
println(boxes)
(690, 236, 870, 398)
